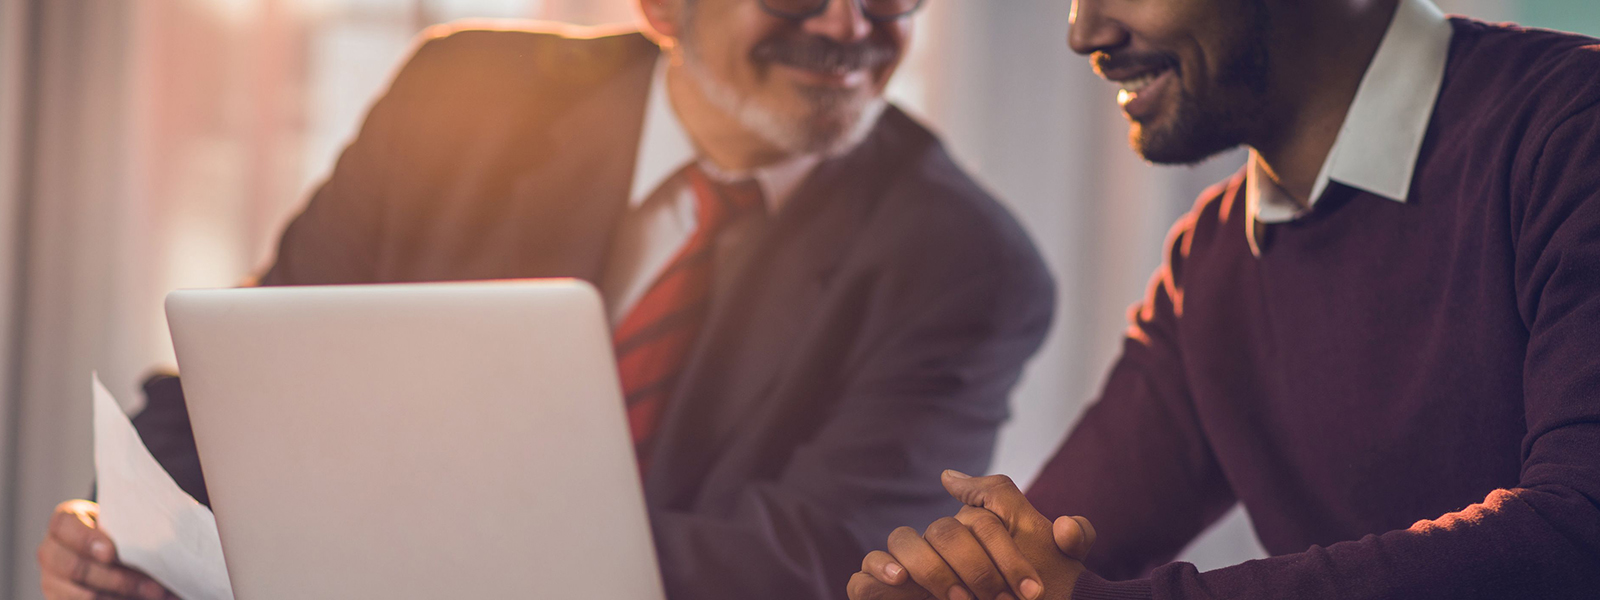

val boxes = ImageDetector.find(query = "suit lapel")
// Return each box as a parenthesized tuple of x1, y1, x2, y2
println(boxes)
(644, 111, 913, 505)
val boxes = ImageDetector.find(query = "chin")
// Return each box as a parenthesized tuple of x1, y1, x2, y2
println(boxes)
(1130, 112, 1247, 166)
(752, 90, 886, 157)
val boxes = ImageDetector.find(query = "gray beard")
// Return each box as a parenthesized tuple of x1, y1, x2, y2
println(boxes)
(678, 43, 885, 158)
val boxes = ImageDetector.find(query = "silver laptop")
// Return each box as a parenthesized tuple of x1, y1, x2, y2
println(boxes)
(165, 279, 665, 599)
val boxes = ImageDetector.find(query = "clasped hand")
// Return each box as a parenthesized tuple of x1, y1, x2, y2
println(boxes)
(847, 471, 1096, 600)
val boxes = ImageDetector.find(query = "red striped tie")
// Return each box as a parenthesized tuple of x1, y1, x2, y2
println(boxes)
(614, 164, 764, 469)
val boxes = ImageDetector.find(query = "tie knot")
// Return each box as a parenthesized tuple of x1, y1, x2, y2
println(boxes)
(685, 163, 765, 234)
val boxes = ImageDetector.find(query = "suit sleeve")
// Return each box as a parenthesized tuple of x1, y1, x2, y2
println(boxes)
(128, 34, 451, 497)
(1066, 103, 1600, 600)
(649, 238, 1056, 600)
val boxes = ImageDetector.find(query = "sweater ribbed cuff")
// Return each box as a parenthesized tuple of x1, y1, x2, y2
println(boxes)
(1072, 570, 1153, 600)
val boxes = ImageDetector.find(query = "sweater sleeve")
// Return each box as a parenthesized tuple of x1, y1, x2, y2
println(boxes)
(1070, 100, 1600, 600)
(1027, 200, 1239, 584)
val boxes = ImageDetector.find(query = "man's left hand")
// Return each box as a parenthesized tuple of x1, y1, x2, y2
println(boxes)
(846, 471, 1096, 600)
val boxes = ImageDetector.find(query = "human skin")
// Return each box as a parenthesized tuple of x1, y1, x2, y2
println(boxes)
(37, 500, 175, 600)
(639, 0, 914, 171)
(847, 472, 1096, 600)
(848, 0, 1403, 598)
(38, 2, 919, 599)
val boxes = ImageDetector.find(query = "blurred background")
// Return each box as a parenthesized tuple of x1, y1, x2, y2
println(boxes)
(0, 0, 1595, 597)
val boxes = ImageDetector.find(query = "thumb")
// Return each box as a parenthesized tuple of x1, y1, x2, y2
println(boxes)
(940, 470, 984, 506)
(940, 470, 1034, 527)
(1053, 516, 1097, 561)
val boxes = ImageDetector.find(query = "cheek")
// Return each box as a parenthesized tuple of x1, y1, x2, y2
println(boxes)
(870, 24, 914, 87)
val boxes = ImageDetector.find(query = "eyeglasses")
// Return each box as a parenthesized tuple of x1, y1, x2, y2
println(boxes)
(759, 0, 928, 22)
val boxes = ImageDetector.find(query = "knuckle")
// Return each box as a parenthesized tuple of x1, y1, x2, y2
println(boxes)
(847, 572, 874, 598)
(970, 517, 1010, 542)
(888, 526, 921, 545)
(987, 474, 1020, 493)
(922, 517, 964, 543)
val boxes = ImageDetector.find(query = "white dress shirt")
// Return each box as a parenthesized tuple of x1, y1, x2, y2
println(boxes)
(601, 59, 822, 323)
(1245, 0, 1454, 255)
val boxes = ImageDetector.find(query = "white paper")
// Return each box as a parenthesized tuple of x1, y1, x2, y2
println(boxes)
(93, 373, 235, 600)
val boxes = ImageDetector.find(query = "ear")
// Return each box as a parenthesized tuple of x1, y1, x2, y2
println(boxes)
(637, 0, 686, 42)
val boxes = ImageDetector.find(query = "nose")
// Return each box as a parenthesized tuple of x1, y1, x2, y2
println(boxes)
(801, 0, 873, 43)
(1068, 0, 1128, 55)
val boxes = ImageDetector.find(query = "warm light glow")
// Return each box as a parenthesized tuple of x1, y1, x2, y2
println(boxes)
(1407, 489, 1515, 535)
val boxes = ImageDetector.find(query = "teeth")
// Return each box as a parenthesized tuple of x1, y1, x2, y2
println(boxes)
(1118, 72, 1159, 94)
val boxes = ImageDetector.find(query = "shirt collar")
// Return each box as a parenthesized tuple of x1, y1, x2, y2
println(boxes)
(1246, 0, 1452, 252)
(629, 58, 820, 214)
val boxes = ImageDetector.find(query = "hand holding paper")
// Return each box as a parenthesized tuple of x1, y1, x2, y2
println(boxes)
(90, 373, 234, 600)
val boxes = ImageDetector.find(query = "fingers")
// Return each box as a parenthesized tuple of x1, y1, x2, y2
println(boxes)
(886, 525, 970, 600)
(954, 506, 1043, 600)
(848, 571, 935, 600)
(1053, 516, 1097, 561)
(40, 501, 172, 600)
(38, 537, 169, 600)
(49, 502, 114, 563)
(40, 571, 98, 600)
(922, 516, 1017, 600)
(863, 550, 909, 585)
(940, 472, 1043, 533)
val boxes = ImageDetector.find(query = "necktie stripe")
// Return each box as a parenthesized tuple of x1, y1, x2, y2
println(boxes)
(614, 300, 711, 357)
(614, 164, 765, 471)
(612, 256, 713, 340)
(642, 245, 716, 292)
(615, 330, 701, 388)
(623, 379, 676, 405)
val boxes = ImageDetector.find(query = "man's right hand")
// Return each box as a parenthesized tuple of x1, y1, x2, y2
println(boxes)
(847, 472, 1096, 600)
(38, 500, 175, 600)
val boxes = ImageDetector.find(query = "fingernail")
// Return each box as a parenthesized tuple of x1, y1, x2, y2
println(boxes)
(949, 586, 972, 600)
(944, 469, 971, 479)
(884, 562, 903, 579)
(1020, 578, 1043, 599)
(90, 540, 113, 562)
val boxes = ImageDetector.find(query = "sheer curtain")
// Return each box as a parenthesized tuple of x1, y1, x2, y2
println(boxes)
(0, 0, 1531, 597)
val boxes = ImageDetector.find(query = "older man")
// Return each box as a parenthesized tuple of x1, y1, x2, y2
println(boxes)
(38, 1, 1055, 598)
(851, 0, 1600, 598)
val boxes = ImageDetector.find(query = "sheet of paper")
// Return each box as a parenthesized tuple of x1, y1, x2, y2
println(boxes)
(93, 373, 235, 600)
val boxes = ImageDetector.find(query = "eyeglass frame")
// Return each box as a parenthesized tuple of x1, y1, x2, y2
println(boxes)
(757, 0, 928, 23)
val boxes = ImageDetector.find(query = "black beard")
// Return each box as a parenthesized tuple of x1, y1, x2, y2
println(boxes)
(1132, 0, 1273, 165)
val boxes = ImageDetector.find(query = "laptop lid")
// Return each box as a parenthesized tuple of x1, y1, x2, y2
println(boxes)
(166, 279, 664, 599)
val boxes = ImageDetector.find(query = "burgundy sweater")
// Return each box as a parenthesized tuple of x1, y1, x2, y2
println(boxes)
(1030, 19, 1600, 600)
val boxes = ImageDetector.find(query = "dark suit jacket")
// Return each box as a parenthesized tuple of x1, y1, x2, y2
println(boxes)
(132, 24, 1055, 599)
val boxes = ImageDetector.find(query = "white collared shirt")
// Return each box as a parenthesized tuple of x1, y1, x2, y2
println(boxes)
(601, 58, 823, 323)
(1245, 0, 1454, 255)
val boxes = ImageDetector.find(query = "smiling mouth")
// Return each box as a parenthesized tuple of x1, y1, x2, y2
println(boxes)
(1115, 69, 1167, 94)
(1104, 65, 1177, 121)
(777, 63, 872, 89)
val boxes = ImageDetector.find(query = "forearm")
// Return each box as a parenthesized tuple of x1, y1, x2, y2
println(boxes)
(1073, 483, 1600, 600)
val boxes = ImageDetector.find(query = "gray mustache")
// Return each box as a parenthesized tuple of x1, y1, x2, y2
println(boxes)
(752, 36, 897, 73)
